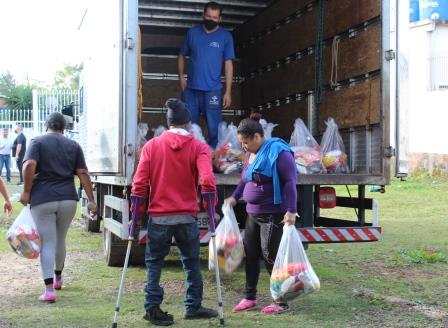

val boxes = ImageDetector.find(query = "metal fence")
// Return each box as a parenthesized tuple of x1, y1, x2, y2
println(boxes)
(0, 109, 33, 129)
(0, 89, 79, 175)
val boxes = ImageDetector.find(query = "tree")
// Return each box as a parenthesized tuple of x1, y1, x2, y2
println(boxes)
(0, 71, 16, 95)
(54, 63, 82, 90)
(0, 71, 32, 109)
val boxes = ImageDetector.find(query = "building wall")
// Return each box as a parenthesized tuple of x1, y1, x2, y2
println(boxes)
(407, 21, 448, 175)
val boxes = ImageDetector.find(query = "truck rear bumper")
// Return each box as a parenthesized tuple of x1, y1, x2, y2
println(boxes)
(137, 226, 382, 245)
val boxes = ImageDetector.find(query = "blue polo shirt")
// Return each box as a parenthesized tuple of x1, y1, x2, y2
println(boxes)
(180, 25, 235, 91)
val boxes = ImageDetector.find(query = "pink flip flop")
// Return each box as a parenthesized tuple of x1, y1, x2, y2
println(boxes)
(261, 303, 289, 314)
(232, 299, 258, 312)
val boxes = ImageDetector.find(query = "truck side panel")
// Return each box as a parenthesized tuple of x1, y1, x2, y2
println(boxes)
(80, 0, 123, 174)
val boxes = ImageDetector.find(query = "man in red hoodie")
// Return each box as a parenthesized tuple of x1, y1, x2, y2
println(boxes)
(131, 98, 218, 326)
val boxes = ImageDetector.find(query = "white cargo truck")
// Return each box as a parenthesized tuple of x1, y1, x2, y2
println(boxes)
(78, 0, 403, 266)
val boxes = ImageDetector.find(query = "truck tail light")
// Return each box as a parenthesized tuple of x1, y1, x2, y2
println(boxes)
(319, 187, 336, 208)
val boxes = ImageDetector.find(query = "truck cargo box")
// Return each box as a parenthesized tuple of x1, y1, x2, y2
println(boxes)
(79, 0, 393, 265)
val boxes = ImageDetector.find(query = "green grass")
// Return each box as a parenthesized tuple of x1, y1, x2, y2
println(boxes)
(1, 176, 448, 327)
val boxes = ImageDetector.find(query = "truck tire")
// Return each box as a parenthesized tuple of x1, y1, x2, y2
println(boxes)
(103, 228, 146, 266)
(103, 228, 127, 267)
(84, 214, 101, 233)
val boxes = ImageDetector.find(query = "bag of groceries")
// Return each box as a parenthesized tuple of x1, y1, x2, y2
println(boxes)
(213, 122, 243, 174)
(259, 119, 278, 140)
(209, 204, 244, 273)
(7, 206, 41, 259)
(136, 123, 149, 161)
(289, 118, 325, 174)
(320, 117, 349, 173)
(191, 123, 207, 143)
(270, 224, 320, 302)
(153, 125, 167, 138)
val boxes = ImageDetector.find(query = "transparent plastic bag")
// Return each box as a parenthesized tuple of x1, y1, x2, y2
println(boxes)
(270, 224, 320, 302)
(136, 123, 149, 161)
(7, 206, 41, 259)
(213, 122, 243, 174)
(153, 125, 167, 138)
(289, 118, 325, 174)
(190, 123, 207, 143)
(320, 117, 349, 173)
(209, 204, 244, 273)
(259, 119, 278, 140)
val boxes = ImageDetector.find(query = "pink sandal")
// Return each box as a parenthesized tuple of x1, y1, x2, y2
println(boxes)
(38, 289, 56, 303)
(232, 299, 258, 312)
(53, 277, 63, 290)
(261, 303, 289, 314)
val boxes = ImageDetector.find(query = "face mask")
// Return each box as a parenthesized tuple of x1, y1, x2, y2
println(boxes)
(203, 19, 219, 31)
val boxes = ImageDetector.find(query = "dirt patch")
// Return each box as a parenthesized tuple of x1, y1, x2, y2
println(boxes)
(0, 249, 102, 309)
(363, 260, 438, 280)
(353, 287, 448, 320)
(0, 252, 41, 308)
(0, 320, 14, 328)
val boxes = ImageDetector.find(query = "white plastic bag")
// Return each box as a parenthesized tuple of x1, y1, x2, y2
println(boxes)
(136, 123, 149, 161)
(213, 122, 243, 174)
(153, 125, 167, 138)
(190, 123, 207, 143)
(209, 204, 244, 273)
(259, 119, 278, 140)
(320, 117, 348, 173)
(7, 206, 41, 259)
(270, 224, 320, 302)
(289, 118, 325, 174)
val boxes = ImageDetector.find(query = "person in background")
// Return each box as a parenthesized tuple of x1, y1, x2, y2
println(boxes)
(20, 112, 97, 303)
(12, 124, 26, 185)
(178, 1, 235, 148)
(0, 128, 13, 183)
(0, 177, 13, 216)
(224, 113, 298, 315)
(131, 98, 218, 326)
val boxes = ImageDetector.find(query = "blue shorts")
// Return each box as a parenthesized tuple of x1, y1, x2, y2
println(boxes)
(182, 88, 222, 148)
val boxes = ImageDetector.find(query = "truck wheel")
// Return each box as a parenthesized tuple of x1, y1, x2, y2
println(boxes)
(103, 228, 127, 267)
(84, 214, 101, 233)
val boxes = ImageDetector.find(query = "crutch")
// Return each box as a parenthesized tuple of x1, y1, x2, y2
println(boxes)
(112, 195, 144, 328)
(203, 192, 225, 325)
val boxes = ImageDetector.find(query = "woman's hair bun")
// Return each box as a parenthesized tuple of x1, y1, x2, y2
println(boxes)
(249, 112, 262, 122)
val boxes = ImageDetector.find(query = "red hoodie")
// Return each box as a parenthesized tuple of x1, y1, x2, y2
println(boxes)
(131, 130, 216, 217)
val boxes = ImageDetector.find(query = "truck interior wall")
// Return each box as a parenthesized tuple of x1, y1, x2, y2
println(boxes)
(140, 26, 243, 128)
(141, 79, 242, 110)
(137, 0, 384, 175)
(232, 0, 382, 174)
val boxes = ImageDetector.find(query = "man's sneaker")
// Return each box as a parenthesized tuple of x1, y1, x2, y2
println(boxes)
(143, 306, 174, 326)
(232, 298, 258, 312)
(53, 277, 63, 290)
(38, 290, 56, 303)
(184, 306, 218, 319)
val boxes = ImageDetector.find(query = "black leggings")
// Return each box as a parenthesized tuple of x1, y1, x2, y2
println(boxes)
(243, 213, 284, 300)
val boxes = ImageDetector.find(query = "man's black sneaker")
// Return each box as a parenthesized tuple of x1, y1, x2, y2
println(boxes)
(143, 306, 174, 326)
(184, 306, 218, 319)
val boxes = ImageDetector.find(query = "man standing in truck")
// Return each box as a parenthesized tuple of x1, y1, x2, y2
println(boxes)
(131, 98, 219, 326)
(178, 1, 235, 148)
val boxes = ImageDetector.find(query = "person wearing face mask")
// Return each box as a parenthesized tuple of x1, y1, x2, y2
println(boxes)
(224, 113, 298, 315)
(178, 1, 235, 148)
